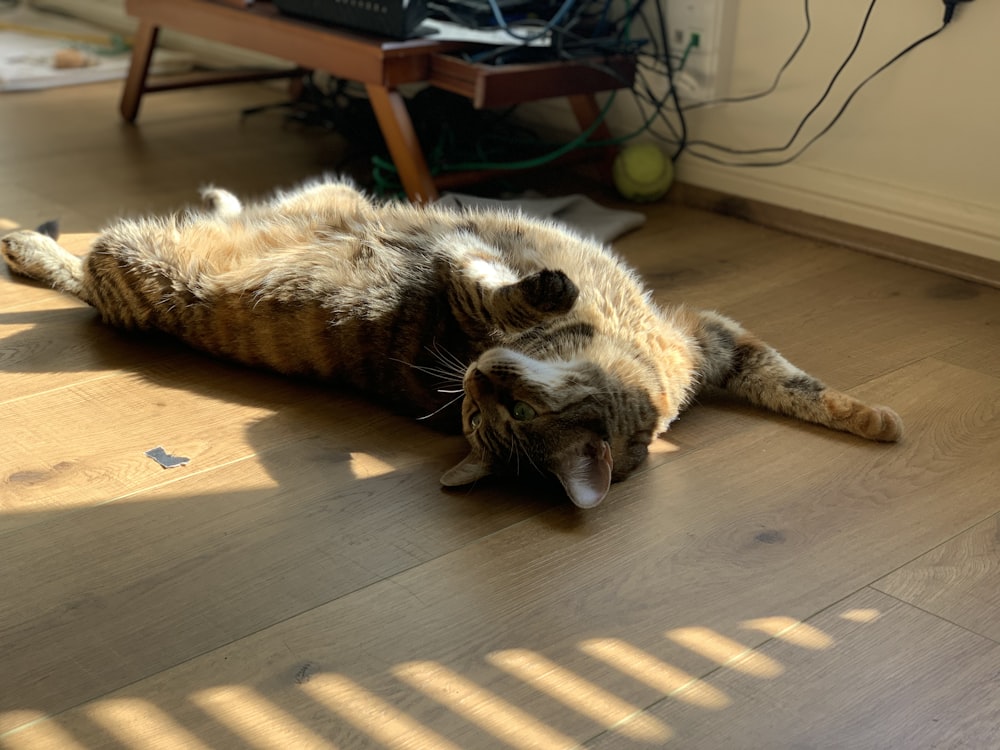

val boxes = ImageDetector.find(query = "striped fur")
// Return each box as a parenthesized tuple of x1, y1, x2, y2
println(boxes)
(1, 177, 901, 507)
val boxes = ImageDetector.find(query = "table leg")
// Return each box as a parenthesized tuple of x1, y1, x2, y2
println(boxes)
(568, 93, 614, 141)
(365, 84, 438, 204)
(120, 21, 160, 123)
(568, 93, 617, 177)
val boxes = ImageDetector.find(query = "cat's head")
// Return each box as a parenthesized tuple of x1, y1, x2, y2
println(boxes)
(440, 347, 661, 508)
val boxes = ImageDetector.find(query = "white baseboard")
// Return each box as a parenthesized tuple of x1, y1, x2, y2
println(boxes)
(677, 159, 1000, 264)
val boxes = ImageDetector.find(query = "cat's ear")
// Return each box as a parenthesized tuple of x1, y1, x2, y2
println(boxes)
(551, 439, 613, 509)
(440, 452, 492, 487)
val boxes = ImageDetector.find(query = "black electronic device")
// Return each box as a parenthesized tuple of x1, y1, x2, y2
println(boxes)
(273, 0, 430, 39)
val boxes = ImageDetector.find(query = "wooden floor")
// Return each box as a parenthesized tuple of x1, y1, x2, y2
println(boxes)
(2, 81, 999, 750)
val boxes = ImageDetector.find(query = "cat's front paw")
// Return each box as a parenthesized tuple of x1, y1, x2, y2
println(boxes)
(2, 230, 46, 278)
(518, 269, 579, 315)
(1, 230, 81, 291)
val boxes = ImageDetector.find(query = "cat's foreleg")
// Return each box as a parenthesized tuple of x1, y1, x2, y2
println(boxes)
(268, 177, 371, 216)
(455, 259, 579, 333)
(691, 310, 903, 442)
(1, 229, 87, 298)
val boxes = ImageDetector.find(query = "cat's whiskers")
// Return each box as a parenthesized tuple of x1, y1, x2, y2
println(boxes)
(506, 433, 518, 475)
(416, 392, 465, 421)
(428, 340, 467, 372)
(387, 343, 469, 395)
(520, 442, 544, 478)
(394, 361, 454, 379)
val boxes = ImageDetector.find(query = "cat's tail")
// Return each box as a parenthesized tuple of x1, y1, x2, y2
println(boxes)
(687, 309, 903, 442)
(1, 226, 90, 302)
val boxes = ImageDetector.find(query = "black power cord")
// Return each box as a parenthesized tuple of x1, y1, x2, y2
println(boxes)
(687, 0, 876, 157)
(942, 0, 974, 23)
(682, 0, 812, 113)
(678, 0, 968, 168)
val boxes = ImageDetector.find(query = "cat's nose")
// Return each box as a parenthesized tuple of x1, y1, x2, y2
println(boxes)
(467, 368, 494, 398)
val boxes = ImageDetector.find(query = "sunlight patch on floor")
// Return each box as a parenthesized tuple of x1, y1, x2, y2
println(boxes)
(348, 451, 398, 479)
(87, 698, 211, 749)
(741, 617, 835, 650)
(579, 637, 731, 709)
(393, 661, 577, 750)
(488, 648, 673, 742)
(301, 672, 459, 750)
(840, 608, 882, 623)
(648, 437, 681, 455)
(192, 685, 337, 749)
(0, 610, 876, 748)
(666, 627, 784, 678)
(0, 713, 88, 750)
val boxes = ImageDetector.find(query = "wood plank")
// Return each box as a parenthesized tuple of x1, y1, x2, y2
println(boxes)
(874, 512, 1000, 643)
(0, 352, 466, 534)
(614, 202, 861, 310)
(0, 431, 548, 733)
(935, 301, 1000, 379)
(5, 357, 998, 745)
(589, 588, 1000, 748)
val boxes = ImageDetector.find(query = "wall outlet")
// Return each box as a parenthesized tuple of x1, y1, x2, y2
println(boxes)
(666, 0, 736, 103)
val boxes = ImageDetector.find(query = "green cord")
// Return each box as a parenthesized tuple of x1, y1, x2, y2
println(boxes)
(676, 34, 698, 71)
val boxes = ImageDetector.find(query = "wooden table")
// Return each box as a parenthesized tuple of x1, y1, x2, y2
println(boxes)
(121, 0, 635, 202)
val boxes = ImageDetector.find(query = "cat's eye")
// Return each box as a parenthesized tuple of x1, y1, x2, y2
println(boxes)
(511, 401, 537, 421)
(469, 411, 483, 429)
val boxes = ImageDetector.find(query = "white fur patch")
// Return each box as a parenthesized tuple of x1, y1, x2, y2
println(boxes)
(476, 348, 568, 391)
(465, 258, 518, 288)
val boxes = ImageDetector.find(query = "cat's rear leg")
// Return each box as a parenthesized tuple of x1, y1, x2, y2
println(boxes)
(1, 229, 87, 299)
(691, 309, 903, 442)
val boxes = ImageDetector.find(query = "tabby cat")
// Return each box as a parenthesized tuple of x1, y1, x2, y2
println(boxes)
(1, 177, 902, 508)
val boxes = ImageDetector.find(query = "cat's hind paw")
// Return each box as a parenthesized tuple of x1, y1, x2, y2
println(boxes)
(859, 404, 904, 443)
(822, 391, 904, 443)
(200, 186, 242, 217)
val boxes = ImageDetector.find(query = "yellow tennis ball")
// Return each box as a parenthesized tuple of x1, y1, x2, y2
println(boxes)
(613, 143, 674, 202)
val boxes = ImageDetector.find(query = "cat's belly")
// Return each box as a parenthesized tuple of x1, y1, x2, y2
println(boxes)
(153, 290, 471, 427)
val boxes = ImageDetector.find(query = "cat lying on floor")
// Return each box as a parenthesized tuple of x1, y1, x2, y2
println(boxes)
(0, 177, 902, 508)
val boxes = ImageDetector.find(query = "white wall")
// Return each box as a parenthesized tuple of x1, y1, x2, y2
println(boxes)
(641, 0, 1000, 262)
